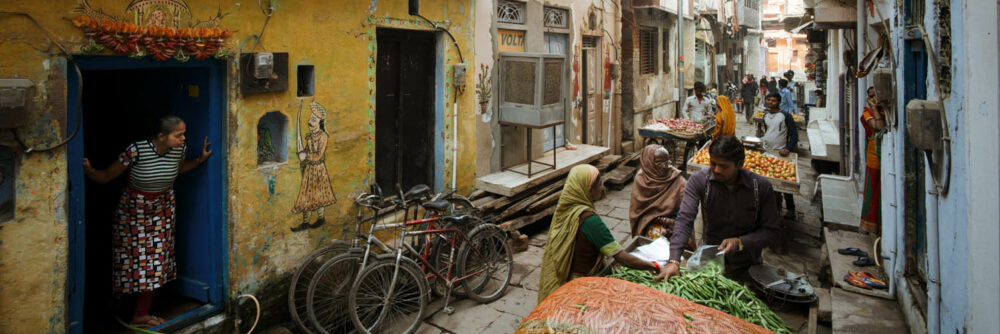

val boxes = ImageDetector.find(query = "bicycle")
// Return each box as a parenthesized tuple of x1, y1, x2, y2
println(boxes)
(292, 182, 432, 334)
(303, 184, 491, 334)
(346, 188, 513, 334)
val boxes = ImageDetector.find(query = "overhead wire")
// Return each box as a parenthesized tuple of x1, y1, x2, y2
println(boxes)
(0, 11, 83, 154)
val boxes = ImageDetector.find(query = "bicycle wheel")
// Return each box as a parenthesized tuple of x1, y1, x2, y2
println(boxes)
(289, 241, 352, 334)
(305, 250, 367, 334)
(458, 224, 513, 303)
(427, 215, 488, 297)
(349, 256, 428, 334)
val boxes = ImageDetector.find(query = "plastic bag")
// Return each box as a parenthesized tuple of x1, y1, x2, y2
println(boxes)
(629, 236, 670, 265)
(685, 244, 725, 273)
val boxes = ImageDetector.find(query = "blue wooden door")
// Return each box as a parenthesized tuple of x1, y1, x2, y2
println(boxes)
(171, 68, 220, 303)
(66, 57, 226, 333)
(544, 33, 567, 151)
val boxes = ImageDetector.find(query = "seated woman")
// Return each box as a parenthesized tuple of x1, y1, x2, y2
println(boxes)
(537, 165, 668, 303)
(629, 145, 687, 239)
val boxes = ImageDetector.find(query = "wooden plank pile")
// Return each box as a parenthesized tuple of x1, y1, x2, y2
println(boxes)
(470, 152, 640, 236)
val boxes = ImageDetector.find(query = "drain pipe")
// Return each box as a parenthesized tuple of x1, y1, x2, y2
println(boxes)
(452, 99, 458, 191)
(927, 181, 941, 334)
(606, 81, 615, 150)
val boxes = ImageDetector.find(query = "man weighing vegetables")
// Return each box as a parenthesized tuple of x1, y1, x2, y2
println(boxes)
(660, 136, 782, 281)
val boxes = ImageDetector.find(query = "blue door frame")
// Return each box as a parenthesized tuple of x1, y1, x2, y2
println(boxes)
(66, 56, 228, 333)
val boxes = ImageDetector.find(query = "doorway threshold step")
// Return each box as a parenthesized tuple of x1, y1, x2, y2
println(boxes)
(823, 227, 893, 300)
(476, 145, 609, 197)
(831, 287, 906, 334)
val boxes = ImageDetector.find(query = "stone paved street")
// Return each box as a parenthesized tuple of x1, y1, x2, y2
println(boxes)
(416, 113, 831, 334)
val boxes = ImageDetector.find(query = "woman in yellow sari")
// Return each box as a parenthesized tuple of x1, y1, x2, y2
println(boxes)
(713, 95, 737, 140)
(537, 165, 669, 303)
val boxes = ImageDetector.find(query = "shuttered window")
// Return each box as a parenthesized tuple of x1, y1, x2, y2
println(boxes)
(639, 27, 657, 74)
(661, 28, 670, 73)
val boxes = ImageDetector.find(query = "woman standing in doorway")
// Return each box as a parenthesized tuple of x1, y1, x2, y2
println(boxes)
(860, 87, 886, 234)
(83, 115, 213, 328)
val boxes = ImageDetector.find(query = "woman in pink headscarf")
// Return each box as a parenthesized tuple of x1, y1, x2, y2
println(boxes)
(629, 144, 688, 239)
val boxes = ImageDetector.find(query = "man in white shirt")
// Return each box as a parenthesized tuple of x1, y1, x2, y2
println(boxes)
(762, 92, 799, 219)
(682, 81, 715, 123)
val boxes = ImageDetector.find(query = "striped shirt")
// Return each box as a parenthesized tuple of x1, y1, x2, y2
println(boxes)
(119, 140, 186, 192)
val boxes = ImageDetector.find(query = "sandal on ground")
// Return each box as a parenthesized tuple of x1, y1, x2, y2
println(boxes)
(850, 271, 888, 289)
(843, 274, 872, 290)
(130, 315, 165, 328)
(837, 247, 869, 257)
(853, 256, 876, 267)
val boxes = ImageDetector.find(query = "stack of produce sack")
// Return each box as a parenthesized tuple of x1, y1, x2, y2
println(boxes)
(515, 277, 775, 334)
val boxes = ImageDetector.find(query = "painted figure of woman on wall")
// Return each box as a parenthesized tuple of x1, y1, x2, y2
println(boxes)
(291, 102, 337, 232)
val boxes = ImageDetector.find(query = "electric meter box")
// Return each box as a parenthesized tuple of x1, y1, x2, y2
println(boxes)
(0, 78, 34, 129)
(497, 52, 566, 127)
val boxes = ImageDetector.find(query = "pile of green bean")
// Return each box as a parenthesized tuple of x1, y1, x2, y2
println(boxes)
(608, 263, 792, 334)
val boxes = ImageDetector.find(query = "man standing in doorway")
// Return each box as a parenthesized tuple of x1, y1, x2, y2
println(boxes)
(741, 75, 758, 124)
(762, 93, 798, 219)
(682, 81, 716, 123)
(778, 79, 796, 114)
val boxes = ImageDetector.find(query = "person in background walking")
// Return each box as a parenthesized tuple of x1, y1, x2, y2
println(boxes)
(759, 76, 769, 108)
(860, 87, 886, 234)
(767, 77, 779, 95)
(682, 81, 716, 123)
(741, 75, 758, 123)
(778, 79, 796, 114)
(713, 95, 736, 140)
(761, 93, 798, 219)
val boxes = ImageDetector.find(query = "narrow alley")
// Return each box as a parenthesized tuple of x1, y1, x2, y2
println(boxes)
(1, 1, 997, 334)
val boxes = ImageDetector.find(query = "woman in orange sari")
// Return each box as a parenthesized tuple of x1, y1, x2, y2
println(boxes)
(712, 95, 737, 140)
(860, 87, 886, 234)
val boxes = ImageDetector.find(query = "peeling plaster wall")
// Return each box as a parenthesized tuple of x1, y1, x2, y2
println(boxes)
(624, 7, 695, 151)
(632, 10, 679, 118)
(0, 0, 477, 332)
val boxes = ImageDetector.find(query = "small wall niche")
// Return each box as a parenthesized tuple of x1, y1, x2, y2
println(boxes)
(297, 65, 315, 97)
(257, 111, 288, 167)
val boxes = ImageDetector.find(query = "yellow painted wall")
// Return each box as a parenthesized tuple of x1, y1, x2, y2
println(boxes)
(0, 0, 477, 332)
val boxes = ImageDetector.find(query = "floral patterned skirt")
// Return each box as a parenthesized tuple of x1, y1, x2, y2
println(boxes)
(112, 187, 177, 293)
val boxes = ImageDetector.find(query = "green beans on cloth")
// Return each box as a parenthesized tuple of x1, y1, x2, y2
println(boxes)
(516, 277, 773, 334)
(608, 263, 792, 334)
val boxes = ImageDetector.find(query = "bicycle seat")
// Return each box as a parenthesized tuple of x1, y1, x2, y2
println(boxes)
(404, 184, 431, 202)
(421, 199, 451, 212)
(443, 214, 477, 226)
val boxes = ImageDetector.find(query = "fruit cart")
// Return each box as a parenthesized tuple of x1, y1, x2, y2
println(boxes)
(686, 141, 800, 194)
(638, 121, 715, 172)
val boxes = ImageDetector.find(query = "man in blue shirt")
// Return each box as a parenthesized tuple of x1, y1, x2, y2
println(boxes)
(778, 79, 796, 114)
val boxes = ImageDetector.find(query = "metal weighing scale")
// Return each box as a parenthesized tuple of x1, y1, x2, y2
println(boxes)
(747, 264, 818, 304)
(741, 136, 763, 149)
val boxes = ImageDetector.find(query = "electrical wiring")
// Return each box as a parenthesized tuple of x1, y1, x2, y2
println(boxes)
(413, 13, 465, 64)
(236, 294, 261, 334)
(0, 11, 83, 154)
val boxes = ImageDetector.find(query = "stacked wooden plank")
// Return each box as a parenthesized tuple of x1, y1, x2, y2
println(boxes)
(471, 153, 640, 234)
